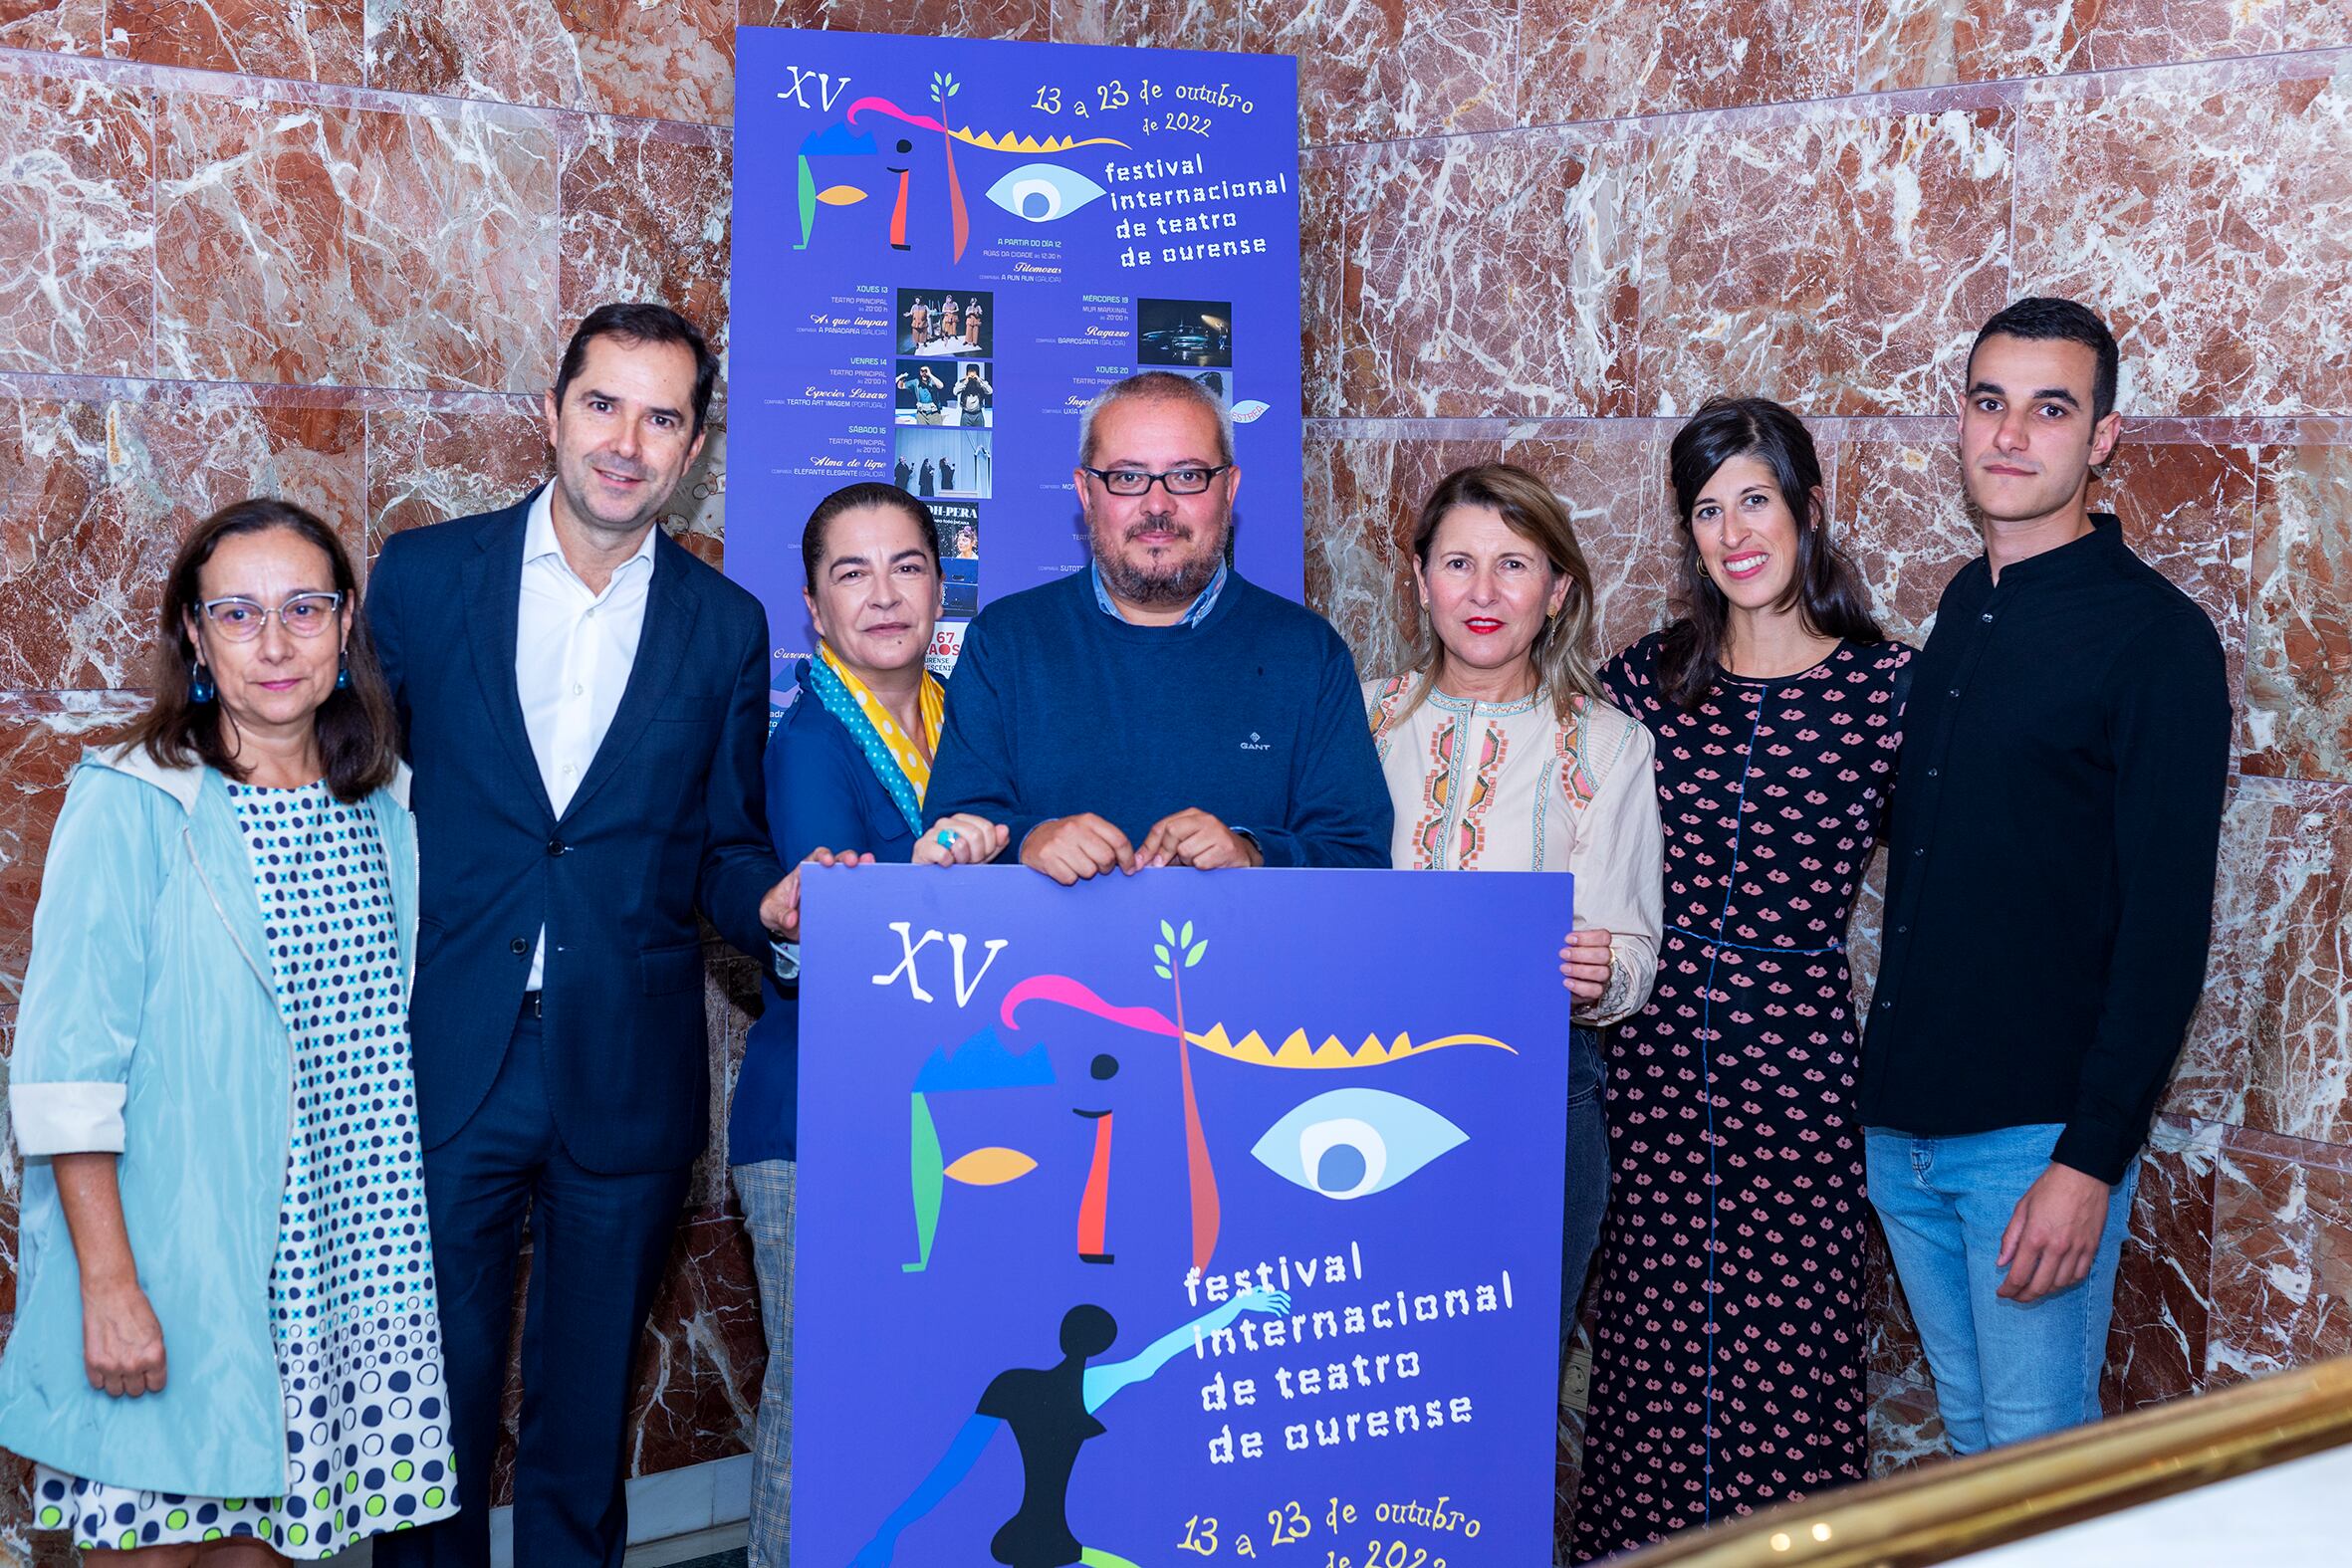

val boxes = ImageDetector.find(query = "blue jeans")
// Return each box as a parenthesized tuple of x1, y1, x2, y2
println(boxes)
(1864, 1123, 2136, 1455)
(1561, 1025, 1609, 1356)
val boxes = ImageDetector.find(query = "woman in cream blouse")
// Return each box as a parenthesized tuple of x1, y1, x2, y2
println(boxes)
(1363, 461, 1664, 1340)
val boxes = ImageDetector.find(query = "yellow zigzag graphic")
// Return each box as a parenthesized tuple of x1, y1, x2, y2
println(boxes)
(951, 128, 1132, 152)
(1183, 1024, 1517, 1068)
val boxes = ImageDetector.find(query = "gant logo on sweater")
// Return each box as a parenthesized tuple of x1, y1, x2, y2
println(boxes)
(1239, 731, 1271, 752)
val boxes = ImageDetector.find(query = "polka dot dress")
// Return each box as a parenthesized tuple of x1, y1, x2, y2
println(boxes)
(34, 781, 459, 1555)
(1571, 636, 1911, 1561)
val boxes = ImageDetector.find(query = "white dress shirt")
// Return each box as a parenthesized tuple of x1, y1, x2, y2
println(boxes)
(516, 486, 657, 989)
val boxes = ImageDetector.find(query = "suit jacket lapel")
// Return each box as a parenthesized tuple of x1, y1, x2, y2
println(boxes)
(464, 506, 558, 824)
(562, 532, 701, 824)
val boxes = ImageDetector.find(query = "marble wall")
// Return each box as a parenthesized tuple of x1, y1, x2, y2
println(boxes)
(0, 0, 2345, 1559)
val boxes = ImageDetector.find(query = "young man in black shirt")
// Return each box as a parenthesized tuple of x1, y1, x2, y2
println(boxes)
(1861, 298, 2231, 1455)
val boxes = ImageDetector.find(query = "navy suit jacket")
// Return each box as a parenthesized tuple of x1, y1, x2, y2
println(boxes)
(367, 494, 784, 1174)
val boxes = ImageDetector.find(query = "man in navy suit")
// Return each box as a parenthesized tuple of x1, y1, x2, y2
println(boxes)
(369, 304, 803, 1567)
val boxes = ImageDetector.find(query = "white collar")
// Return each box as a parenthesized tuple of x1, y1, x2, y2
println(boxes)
(524, 484, 659, 576)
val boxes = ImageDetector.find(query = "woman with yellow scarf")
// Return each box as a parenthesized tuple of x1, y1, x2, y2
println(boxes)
(731, 483, 1006, 1567)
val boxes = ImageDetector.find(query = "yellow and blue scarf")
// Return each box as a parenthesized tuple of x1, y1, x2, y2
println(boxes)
(809, 643, 945, 835)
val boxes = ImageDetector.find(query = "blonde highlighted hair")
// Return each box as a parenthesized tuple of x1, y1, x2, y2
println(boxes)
(1397, 462, 1604, 727)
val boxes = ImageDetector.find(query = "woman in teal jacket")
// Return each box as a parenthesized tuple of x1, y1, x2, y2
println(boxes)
(0, 499, 453, 1561)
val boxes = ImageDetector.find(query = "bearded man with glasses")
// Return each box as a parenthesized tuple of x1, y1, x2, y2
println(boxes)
(923, 370, 1391, 883)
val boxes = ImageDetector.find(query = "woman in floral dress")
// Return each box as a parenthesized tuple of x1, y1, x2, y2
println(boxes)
(1573, 401, 1911, 1560)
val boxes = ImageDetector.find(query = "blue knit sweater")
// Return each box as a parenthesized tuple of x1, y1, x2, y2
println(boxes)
(925, 569, 1393, 867)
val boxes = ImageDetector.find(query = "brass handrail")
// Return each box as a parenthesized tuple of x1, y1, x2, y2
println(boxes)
(1615, 1357, 2352, 1566)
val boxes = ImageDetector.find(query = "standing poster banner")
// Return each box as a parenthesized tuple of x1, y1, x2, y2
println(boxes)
(795, 865, 1569, 1566)
(732, 28, 1304, 682)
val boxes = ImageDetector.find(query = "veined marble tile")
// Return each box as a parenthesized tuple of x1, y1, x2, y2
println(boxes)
(107, 0, 363, 85)
(560, 122, 732, 370)
(1358, 134, 1645, 418)
(627, 1204, 764, 1476)
(0, 0, 100, 53)
(1634, 109, 2013, 417)
(366, 0, 735, 125)
(1865, 1370, 1949, 1474)
(0, 73, 154, 378)
(1829, 436, 1978, 644)
(0, 692, 148, 1004)
(2212, 777, 2352, 1146)
(1500, 428, 1669, 661)
(154, 92, 560, 392)
(364, 401, 549, 546)
(659, 416, 727, 567)
(1301, 424, 1401, 674)
(1052, 0, 1241, 50)
(1864, 1207, 1930, 1387)
(1831, 432, 2253, 667)
(690, 937, 760, 1207)
(1243, 0, 1512, 145)
(2208, 1127, 2352, 1385)
(0, 393, 365, 691)
(1310, 145, 1396, 417)
(2243, 444, 2352, 781)
(1298, 153, 1350, 420)
(1521, 0, 1861, 126)
(2165, 773, 2258, 1127)
(1857, 0, 2349, 94)
(1240, 0, 1402, 147)
(747, 0, 1049, 41)
(0, 1008, 20, 1315)
(2102, 1118, 2221, 1413)
(2011, 72, 2352, 417)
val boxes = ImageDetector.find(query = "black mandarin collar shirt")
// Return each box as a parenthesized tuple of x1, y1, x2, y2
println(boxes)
(1858, 513, 2232, 1185)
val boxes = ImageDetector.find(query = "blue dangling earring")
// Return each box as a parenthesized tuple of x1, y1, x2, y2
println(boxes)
(335, 651, 352, 692)
(190, 662, 216, 704)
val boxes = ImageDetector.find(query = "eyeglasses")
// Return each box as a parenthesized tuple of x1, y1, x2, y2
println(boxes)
(1079, 464, 1233, 497)
(197, 590, 346, 642)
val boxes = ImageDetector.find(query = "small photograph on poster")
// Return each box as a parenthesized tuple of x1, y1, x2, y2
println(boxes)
(1138, 298, 1232, 367)
(932, 500, 980, 617)
(899, 288, 992, 357)
(896, 425, 993, 501)
(1188, 368, 1232, 407)
(946, 361, 995, 428)
(892, 361, 951, 426)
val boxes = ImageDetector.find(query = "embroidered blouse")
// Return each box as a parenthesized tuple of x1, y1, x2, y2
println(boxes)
(1363, 676, 1663, 1026)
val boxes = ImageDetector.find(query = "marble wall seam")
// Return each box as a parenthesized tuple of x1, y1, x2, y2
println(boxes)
(1302, 39, 2352, 154)
(0, 373, 542, 414)
(1306, 415, 2352, 444)
(0, 39, 738, 142)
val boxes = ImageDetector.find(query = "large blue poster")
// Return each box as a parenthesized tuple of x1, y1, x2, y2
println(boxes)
(732, 29, 1305, 680)
(795, 865, 1569, 1567)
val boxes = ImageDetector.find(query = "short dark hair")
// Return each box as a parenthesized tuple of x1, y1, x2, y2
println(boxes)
(801, 482, 943, 587)
(553, 302, 719, 436)
(1969, 297, 2120, 422)
(1657, 398, 1885, 712)
(123, 498, 401, 802)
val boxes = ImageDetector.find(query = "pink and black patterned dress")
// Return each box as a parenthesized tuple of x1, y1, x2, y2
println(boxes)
(1571, 631, 1911, 1561)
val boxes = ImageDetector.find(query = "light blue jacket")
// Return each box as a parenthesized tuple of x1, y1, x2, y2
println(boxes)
(0, 745, 415, 1497)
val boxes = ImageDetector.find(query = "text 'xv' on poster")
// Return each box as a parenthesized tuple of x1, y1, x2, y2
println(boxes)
(795, 865, 1570, 1566)
(732, 28, 1304, 682)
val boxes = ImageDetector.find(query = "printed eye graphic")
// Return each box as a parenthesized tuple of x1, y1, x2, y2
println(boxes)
(985, 162, 1108, 223)
(1252, 1088, 1467, 1201)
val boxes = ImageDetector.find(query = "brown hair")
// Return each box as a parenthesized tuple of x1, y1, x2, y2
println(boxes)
(1655, 397, 1884, 712)
(1400, 463, 1604, 726)
(801, 482, 943, 585)
(122, 498, 401, 802)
